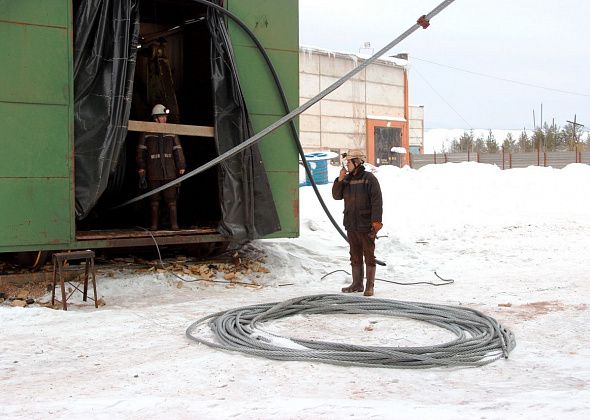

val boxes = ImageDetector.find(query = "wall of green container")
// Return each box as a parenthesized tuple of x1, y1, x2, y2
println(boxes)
(227, 0, 300, 239)
(0, 0, 299, 253)
(0, 0, 75, 252)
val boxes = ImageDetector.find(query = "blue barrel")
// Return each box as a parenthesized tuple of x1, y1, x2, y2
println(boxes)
(303, 152, 329, 186)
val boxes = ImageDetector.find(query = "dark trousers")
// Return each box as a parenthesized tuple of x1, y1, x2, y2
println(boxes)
(347, 231, 376, 267)
(148, 180, 178, 205)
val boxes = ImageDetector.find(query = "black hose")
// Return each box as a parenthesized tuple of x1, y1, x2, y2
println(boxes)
(118, 0, 454, 264)
(187, 0, 385, 264)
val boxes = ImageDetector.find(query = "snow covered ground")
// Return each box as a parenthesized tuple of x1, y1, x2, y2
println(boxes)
(2, 162, 590, 419)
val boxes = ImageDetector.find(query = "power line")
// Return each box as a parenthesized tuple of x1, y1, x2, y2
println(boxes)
(411, 56, 590, 98)
(412, 65, 473, 130)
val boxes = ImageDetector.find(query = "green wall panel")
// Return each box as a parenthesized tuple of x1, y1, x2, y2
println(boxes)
(0, 178, 72, 247)
(0, 22, 69, 104)
(262, 171, 299, 238)
(0, 0, 69, 27)
(232, 46, 299, 115)
(251, 114, 299, 173)
(0, 102, 70, 177)
(227, 0, 299, 51)
(0, 0, 73, 253)
(228, 0, 300, 239)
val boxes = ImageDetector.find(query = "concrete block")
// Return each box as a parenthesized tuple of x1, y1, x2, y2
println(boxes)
(300, 73, 320, 97)
(365, 104, 405, 119)
(366, 64, 404, 85)
(299, 50, 320, 73)
(300, 114, 321, 132)
(366, 83, 405, 107)
(320, 76, 365, 102)
(321, 116, 365, 135)
(300, 99, 321, 116)
(300, 131, 321, 148)
(321, 132, 365, 151)
(320, 101, 366, 119)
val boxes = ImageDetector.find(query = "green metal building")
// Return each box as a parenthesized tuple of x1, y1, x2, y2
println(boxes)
(0, 0, 299, 260)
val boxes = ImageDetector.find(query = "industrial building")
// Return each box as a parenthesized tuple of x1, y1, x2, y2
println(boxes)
(299, 46, 424, 166)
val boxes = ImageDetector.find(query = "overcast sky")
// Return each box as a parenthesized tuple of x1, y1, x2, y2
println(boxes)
(299, 0, 590, 132)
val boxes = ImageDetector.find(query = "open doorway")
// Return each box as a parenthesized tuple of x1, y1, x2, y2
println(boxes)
(374, 126, 402, 166)
(366, 118, 409, 167)
(76, 0, 221, 233)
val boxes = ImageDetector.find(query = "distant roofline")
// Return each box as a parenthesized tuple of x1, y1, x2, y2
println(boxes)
(300, 45, 408, 68)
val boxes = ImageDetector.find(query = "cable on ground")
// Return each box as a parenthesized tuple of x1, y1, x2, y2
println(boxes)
(186, 294, 516, 368)
(321, 269, 454, 286)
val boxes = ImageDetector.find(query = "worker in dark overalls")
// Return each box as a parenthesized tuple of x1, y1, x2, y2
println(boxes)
(137, 104, 186, 230)
(332, 149, 383, 296)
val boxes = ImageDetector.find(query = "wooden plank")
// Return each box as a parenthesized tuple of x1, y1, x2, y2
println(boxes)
(128, 120, 215, 137)
(76, 227, 218, 241)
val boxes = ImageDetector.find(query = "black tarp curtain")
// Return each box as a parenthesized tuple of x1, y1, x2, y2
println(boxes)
(73, 0, 280, 240)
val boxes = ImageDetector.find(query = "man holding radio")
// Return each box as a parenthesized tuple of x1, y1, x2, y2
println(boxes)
(332, 149, 383, 296)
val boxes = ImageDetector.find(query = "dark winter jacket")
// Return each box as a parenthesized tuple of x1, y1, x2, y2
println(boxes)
(137, 132, 186, 181)
(332, 165, 383, 232)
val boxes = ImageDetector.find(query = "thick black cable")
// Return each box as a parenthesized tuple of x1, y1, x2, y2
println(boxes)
(321, 269, 454, 286)
(115, 0, 456, 265)
(116, 0, 456, 208)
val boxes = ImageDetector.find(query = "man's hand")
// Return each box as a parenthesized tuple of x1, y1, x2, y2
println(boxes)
(371, 221, 383, 234)
(138, 169, 145, 176)
(338, 167, 347, 182)
(179, 169, 185, 175)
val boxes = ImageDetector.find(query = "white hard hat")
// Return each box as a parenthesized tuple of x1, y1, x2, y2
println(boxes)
(151, 104, 170, 117)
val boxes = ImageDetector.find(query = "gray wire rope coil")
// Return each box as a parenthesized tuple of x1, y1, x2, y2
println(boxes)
(186, 294, 516, 369)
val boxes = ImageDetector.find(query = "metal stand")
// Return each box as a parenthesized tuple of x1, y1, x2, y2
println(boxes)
(51, 250, 98, 311)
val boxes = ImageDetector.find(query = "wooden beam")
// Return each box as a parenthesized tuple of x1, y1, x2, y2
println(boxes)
(128, 120, 215, 137)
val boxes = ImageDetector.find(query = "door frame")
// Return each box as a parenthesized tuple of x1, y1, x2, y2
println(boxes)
(366, 118, 409, 165)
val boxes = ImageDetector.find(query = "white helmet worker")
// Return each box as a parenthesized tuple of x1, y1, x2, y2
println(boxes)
(151, 103, 170, 117)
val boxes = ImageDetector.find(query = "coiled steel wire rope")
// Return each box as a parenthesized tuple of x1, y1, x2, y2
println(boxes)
(186, 294, 516, 368)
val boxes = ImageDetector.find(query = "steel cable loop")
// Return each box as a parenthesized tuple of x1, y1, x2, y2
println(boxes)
(186, 294, 516, 368)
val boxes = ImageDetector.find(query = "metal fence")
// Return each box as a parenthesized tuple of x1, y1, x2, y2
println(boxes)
(409, 150, 590, 170)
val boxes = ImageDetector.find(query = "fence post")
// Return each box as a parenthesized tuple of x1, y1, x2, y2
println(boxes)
(537, 148, 540, 166)
(502, 146, 505, 170)
(444, 153, 448, 163)
(544, 152, 547, 167)
(467, 149, 470, 162)
(408, 152, 413, 168)
(477, 152, 480, 163)
(509, 153, 512, 169)
(434, 151, 437, 164)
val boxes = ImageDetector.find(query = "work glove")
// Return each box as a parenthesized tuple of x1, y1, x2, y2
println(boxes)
(369, 221, 383, 239)
(139, 174, 148, 190)
(372, 221, 383, 233)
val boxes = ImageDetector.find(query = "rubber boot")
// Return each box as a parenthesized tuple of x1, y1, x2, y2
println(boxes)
(364, 265, 376, 296)
(169, 203, 179, 231)
(149, 202, 159, 231)
(342, 265, 364, 293)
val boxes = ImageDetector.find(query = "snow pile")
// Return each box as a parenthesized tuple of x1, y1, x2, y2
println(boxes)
(2, 162, 590, 419)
